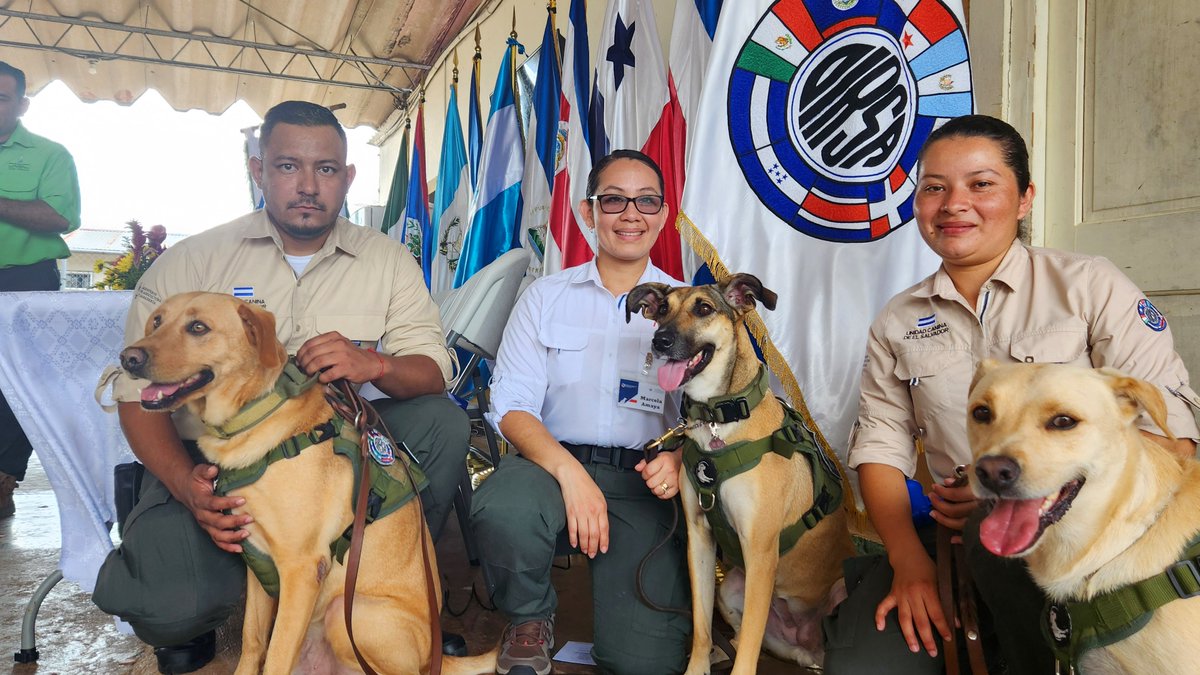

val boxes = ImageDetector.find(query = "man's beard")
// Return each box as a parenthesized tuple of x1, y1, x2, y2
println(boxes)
(266, 199, 338, 241)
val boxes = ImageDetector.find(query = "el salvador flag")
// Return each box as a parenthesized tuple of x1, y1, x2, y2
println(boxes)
(454, 36, 526, 288)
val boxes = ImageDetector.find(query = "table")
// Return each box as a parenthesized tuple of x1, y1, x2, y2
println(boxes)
(0, 290, 136, 590)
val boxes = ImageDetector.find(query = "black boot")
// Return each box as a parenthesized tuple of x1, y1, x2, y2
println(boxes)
(154, 630, 216, 674)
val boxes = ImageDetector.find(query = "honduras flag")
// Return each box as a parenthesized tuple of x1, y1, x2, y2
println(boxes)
(430, 80, 470, 296)
(405, 103, 431, 281)
(518, 7, 562, 278)
(468, 45, 484, 192)
(453, 36, 526, 288)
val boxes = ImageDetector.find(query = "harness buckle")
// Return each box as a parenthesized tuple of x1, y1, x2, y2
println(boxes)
(699, 490, 716, 512)
(714, 398, 750, 424)
(1166, 558, 1200, 598)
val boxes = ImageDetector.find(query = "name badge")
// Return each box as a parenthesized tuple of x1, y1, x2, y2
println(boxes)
(618, 372, 666, 413)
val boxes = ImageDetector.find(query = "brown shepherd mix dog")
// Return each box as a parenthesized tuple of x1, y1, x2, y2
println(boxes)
(120, 291, 495, 675)
(628, 274, 853, 674)
(968, 361, 1200, 675)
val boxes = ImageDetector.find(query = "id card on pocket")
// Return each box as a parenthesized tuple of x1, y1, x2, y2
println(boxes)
(617, 372, 666, 413)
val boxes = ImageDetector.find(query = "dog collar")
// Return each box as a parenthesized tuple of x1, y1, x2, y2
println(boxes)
(681, 365, 770, 425)
(207, 358, 321, 439)
(680, 404, 844, 569)
(1045, 532, 1200, 670)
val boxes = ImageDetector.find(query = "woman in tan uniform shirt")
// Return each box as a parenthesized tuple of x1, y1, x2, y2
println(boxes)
(824, 115, 1200, 674)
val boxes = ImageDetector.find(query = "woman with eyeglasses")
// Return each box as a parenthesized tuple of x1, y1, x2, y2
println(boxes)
(471, 149, 691, 675)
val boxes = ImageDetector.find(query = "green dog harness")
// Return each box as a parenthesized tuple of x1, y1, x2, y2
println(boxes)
(678, 371, 844, 568)
(209, 362, 428, 598)
(1044, 532, 1200, 672)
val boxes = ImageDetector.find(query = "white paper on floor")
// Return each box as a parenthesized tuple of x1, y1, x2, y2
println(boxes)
(553, 641, 596, 665)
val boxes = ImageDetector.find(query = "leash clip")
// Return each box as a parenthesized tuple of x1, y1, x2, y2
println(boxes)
(643, 420, 689, 462)
(698, 491, 716, 512)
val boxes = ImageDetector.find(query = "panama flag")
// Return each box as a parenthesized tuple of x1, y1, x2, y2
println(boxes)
(679, 0, 968, 501)
(380, 123, 409, 241)
(544, 0, 595, 276)
(468, 42, 484, 192)
(404, 103, 431, 278)
(593, 0, 683, 280)
(667, 0, 723, 283)
(518, 8, 562, 278)
(430, 80, 470, 296)
(454, 37, 526, 288)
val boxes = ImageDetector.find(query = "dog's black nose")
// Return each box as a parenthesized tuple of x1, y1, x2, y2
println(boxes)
(120, 347, 149, 376)
(652, 328, 674, 354)
(975, 456, 1021, 493)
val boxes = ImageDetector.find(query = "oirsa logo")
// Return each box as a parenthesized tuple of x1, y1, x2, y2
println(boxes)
(728, 0, 973, 243)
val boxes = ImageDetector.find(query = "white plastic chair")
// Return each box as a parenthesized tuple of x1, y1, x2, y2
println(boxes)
(438, 248, 531, 464)
(437, 249, 530, 565)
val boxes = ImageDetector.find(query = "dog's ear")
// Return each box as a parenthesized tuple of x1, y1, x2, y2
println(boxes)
(626, 283, 673, 323)
(1101, 367, 1174, 440)
(720, 273, 777, 313)
(238, 302, 286, 370)
(970, 359, 1002, 395)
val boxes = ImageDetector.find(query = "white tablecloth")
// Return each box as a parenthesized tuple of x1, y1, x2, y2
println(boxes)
(0, 290, 136, 591)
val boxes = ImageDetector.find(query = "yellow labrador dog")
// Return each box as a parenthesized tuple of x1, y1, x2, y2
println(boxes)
(628, 274, 853, 674)
(968, 361, 1200, 674)
(120, 291, 495, 675)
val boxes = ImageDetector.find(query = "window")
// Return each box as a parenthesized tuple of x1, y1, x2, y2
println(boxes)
(62, 271, 93, 289)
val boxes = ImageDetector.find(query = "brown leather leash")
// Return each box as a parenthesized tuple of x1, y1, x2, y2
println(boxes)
(936, 466, 989, 675)
(326, 379, 443, 675)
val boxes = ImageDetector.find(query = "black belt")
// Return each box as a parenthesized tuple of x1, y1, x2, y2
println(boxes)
(562, 443, 643, 471)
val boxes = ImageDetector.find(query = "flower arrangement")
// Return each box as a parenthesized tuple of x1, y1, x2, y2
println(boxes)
(94, 220, 168, 290)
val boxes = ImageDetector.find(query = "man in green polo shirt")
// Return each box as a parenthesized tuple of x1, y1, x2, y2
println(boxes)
(0, 60, 82, 518)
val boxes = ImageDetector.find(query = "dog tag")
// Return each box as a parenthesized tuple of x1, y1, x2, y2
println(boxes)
(365, 428, 396, 466)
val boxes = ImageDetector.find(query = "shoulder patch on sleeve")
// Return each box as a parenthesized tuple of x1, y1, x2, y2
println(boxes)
(1137, 298, 1167, 332)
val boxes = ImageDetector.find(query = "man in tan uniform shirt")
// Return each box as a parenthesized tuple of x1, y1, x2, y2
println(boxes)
(93, 101, 468, 672)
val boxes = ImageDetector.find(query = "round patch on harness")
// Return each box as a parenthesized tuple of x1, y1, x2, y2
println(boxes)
(1138, 298, 1167, 332)
(694, 458, 718, 488)
(1047, 602, 1072, 648)
(366, 428, 396, 466)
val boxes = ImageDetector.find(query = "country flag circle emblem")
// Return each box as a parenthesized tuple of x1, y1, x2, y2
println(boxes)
(728, 0, 973, 243)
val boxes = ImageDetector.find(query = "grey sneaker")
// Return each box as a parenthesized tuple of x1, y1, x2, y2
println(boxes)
(496, 617, 555, 675)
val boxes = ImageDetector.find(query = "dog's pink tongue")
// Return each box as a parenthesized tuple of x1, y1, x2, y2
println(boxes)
(140, 381, 183, 403)
(979, 498, 1043, 556)
(658, 360, 689, 392)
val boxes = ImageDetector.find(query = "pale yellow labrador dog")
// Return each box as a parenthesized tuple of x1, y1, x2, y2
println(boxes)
(121, 291, 495, 675)
(967, 361, 1200, 675)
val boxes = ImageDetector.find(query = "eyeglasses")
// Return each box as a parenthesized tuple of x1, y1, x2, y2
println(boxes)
(589, 193, 665, 215)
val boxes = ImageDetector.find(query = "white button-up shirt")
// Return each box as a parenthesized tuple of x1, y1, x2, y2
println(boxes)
(488, 259, 681, 449)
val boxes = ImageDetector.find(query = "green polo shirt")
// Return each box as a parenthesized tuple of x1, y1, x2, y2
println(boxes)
(0, 122, 82, 268)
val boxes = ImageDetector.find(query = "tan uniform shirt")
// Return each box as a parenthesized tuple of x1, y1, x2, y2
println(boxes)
(114, 211, 453, 436)
(849, 240, 1200, 484)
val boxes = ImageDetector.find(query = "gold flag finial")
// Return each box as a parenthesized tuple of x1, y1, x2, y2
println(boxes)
(474, 26, 482, 57)
(452, 49, 459, 83)
(510, 7, 518, 39)
(549, 0, 557, 12)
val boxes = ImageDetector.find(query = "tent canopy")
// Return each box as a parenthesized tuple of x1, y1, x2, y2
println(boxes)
(0, 0, 486, 128)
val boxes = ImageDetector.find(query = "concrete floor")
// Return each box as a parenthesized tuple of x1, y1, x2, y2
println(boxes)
(2, 455, 801, 674)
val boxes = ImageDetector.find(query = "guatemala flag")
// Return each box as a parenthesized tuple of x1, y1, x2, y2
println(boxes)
(430, 80, 471, 297)
(454, 36, 526, 288)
